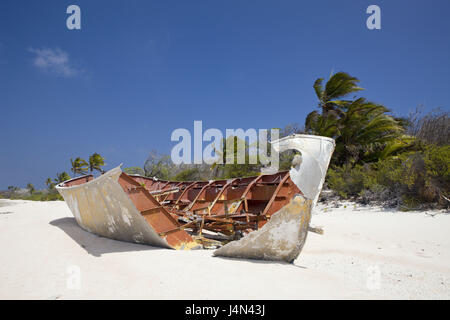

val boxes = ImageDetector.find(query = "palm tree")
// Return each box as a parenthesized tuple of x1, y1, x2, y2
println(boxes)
(6, 186, 18, 197)
(70, 157, 89, 176)
(55, 172, 71, 183)
(313, 72, 363, 117)
(89, 153, 105, 174)
(45, 178, 55, 189)
(306, 74, 405, 165)
(26, 183, 35, 195)
(332, 99, 404, 164)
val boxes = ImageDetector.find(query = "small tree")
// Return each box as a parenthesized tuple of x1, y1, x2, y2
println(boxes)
(407, 107, 449, 146)
(143, 151, 174, 179)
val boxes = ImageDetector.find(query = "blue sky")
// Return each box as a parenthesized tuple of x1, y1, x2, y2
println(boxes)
(0, 0, 449, 189)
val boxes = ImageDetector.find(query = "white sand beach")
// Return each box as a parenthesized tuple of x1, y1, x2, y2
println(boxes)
(0, 199, 448, 299)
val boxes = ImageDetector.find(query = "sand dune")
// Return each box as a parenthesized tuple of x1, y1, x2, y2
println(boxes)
(0, 199, 448, 299)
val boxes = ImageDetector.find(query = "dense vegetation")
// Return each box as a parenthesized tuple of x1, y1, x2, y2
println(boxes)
(300, 72, 448, 209)
(2, 73, 448, 209)
(136, 73, 448, 210)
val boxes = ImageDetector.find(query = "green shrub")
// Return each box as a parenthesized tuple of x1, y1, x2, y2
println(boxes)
(173, 168, 202, 181)
(326, 144, 449, 209)
(123, 167, 145, 176)
(326, 164, 377, 198)
(7, 190, 63, 201)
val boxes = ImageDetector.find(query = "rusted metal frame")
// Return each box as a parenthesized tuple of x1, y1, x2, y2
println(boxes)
(62, 174, 94, 187)
(223, 198, 244, 215)
(174, 181, 197, 205)
(152, 179, 167, 191)
(149, 180, 170, 191)
(149, 187, 180, 196)
(193, 206, 209, 214)
(219, 170, 289, 193)
(207, 178, 237, 214)
(158, 182, 184, 203)
(141, 206, 165, 215)
(202, 223, 234, 232)
(223, 213, 262, 219)
(200, 213, 261, 226)
(120, 173, 183, 227)
(240, 175, 264, 212)
(124, 171, 290, 237)
(241, 175, 264, 198)
(125, 185, 147, 193)
(158, 219, 199, 236)
(140, 177, 159, 190)
(160, 180, 174, 190)
(203, 216, 247, 225)
(165, 209, 186, 216)
(146, 177, 165, 191)
(183, 180, 215, 212)
(198, 215, 205, 236)
(254, 176, 283, 187)
(193, 210, 256, 235)
(205, 212, 241, 219)
(261, 172, 291, 216)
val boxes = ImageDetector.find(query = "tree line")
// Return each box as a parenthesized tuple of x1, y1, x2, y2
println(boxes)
(135, 72, 449, 209)
(2, 153, 106, 201)
(2, 72, 448, 208)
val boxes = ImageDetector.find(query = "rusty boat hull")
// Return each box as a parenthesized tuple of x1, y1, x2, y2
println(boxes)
(56, 134, 335, 262)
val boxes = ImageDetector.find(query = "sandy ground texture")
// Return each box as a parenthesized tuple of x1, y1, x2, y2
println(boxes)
(0, 199, 449, 299)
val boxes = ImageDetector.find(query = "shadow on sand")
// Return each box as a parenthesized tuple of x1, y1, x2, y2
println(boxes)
(212, 254, 307, 269)
(49, 217, 163, 257)
(50, 217, 308, 267)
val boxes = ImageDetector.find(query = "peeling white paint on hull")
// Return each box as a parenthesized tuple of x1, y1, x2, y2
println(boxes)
(56, 167, 171, 249)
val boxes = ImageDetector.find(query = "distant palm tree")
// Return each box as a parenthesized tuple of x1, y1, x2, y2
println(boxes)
(70, 157, 89, 176)
(6, 185, 18, 198)
(89, 153, 105, 174)
(26, 183, 35, 195)
(55, 172, 71, 183)
(45, 178, 54, 189)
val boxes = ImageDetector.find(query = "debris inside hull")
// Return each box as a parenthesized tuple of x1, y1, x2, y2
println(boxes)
(56, 134, 335, 262)
(213, 195, 312, 263)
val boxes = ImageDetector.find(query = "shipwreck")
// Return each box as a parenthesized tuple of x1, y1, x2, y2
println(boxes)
(56, 134, 335, 262)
